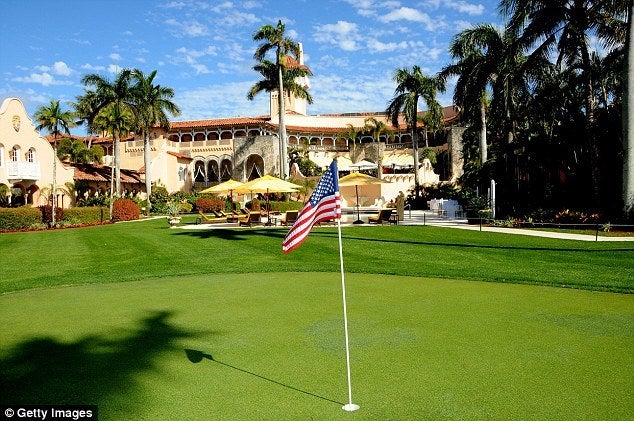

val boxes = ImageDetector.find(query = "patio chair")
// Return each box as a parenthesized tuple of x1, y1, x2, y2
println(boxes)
(213, 209, 238, 222)
(368, 208, 395, 225)
(281, 210, 299, 226)
(197, 210, 226, 224)
(238, 211, 262, 227)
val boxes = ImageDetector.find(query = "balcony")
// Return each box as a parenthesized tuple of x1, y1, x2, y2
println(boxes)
(6, 161, 41, 181)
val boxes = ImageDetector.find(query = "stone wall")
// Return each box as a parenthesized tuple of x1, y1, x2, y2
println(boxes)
(233, 135, 278, 180)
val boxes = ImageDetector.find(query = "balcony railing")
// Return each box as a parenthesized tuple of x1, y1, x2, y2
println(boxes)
(6, 161, 41, 180)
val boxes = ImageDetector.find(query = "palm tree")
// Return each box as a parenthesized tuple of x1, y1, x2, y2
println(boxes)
(74, 90, 101, 148)
(130, 69, 181, 213)
(386, 66, 444, 199)
(34, 100, 75, 226)
(252, 20, 303, 179)
(362, 117, 393, 178)
(95, 104, 134, 218)
(501, 0, 629, 205)
(81, 69, 133, 197)
(440, 24, 504, 164)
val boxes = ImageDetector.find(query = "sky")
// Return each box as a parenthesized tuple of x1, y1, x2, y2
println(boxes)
(1, 0, 504, 135)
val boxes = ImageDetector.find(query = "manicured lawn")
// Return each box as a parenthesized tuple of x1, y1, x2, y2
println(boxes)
(1, 219, 633, 419)
(1, 217, 633, 294)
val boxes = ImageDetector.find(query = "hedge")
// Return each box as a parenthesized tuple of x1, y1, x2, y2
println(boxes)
(0, 206, 42, 230)
(62, 207, 109, 224)
(269, 200, 304, 212)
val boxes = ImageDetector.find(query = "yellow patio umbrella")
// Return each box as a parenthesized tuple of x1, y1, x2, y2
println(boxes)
(339, 172, 391, 224)
(199, 179, 244, 194)
(234, 175, 301, 223)
(199, 179, 245, 210)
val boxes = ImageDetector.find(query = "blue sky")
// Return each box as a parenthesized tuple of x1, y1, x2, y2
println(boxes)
(1, 0, 503, 134)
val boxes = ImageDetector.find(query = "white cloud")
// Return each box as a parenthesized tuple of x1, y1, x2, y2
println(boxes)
(314, 21, 361, 51)
(450, 1, 485, 15)
(367, 39, 408, 53)
(52, 61, 72, 76)
(109, 53, 122, 61)
(175, 81, 269, 119)
(309, 74, 395, 114)
(378, 7, 439, 31)
(165, 19, 209, 37)
(81, 63, 106, 71)
(11, 72, 73, 87)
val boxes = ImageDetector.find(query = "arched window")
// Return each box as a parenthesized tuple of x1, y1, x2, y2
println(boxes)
(220, 158, 233, 181)
(10, 146, 20, 162)
(207, 160, 219, 183)
(27, 148, 35, 163)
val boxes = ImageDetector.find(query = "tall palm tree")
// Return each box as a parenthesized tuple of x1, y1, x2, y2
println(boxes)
(34, 100, 75, 226)
(501, 0, 629, 204)
(130, 69, 180, 213)
(386, 66, 444, 199)
(440, 24, 505, 164)
(252, 20, 302, 179)
(81, 69, 133, 197)
(95, 104, 134, 218)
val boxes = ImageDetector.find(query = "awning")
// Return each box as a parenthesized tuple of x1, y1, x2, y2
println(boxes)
(382, 153, 414, 168)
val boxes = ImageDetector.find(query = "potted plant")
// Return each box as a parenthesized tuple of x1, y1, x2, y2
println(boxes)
(464, 195, 489, 224)
(165, 201, 182, 226)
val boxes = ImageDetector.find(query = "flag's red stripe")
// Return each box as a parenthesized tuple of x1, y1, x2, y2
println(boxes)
(282, 194, 340, 253)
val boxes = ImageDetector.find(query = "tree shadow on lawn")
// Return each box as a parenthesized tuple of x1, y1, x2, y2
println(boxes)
(173, 228, 286, 241)
(0, 311, 193, 414)
(184, 349, 344, 407)
(172, 226, 633, 253)
(308, 231, 634, 253)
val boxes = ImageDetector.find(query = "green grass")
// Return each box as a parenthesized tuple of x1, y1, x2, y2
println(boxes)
(0, 217, 633, 294)
(1, 219, 633, 419)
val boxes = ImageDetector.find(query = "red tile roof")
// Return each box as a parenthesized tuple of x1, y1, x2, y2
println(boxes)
(169, 117, 269, 130)
(167, 151, 192, 160)
(67, 163, 144, 184)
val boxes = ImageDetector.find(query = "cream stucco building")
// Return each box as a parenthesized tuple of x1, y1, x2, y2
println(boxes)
(0, 98, 75, 207)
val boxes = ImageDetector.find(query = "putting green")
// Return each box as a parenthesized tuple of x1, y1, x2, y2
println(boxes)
(1, 273, 632, 420)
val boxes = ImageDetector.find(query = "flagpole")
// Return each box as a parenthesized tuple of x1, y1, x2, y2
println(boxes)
(337, 219, 359, 412)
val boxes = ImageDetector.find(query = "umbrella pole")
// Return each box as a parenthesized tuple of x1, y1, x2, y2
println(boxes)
(353, 185, 363, 224)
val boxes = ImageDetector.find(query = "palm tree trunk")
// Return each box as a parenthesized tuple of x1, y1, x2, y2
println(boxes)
(144, 132, 152, 214)
(52, 134, 57, 226)
(278, 64, 288, 178)
(412, 124, 421, 199)
(624, 0, 634, 216)
(480, 100, 487, 164)
(114, 133, 121, 196)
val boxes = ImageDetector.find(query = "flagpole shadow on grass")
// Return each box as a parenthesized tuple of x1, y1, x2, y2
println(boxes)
(184, 349, 343, 406)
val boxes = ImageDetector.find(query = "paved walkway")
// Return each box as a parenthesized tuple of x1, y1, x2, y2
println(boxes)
(399, 210, 634, 242)
(177, 209, 634, 242)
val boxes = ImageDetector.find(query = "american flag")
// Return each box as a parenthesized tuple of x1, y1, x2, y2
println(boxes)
(282, 159, 341, 254)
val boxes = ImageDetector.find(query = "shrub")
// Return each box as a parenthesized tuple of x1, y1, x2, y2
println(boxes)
(0, 206, 42, 230)
(39, 206, 64, 225)
(149, 185, 170, 211)
(112, 198, 140, 222)
(78, 195, 109, 207)
(180, 202, 193, 214)
(195, 197, 224, 212)
(62, 207, 108, 224)
(269, 200, 304, 212)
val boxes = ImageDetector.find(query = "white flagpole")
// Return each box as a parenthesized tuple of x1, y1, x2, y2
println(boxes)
(337, 219, 359, 412)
